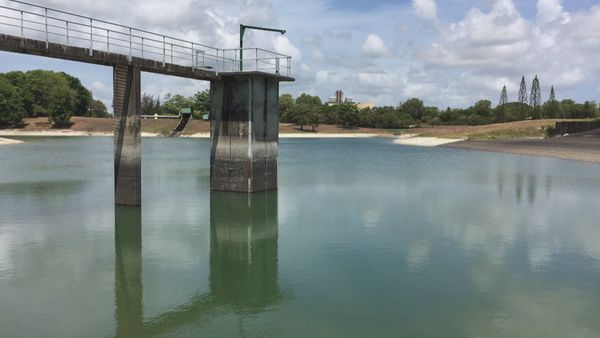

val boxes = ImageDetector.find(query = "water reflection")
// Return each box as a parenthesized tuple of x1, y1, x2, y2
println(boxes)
(210, 191, 281, 310)
(114, 206, 143, 338)
(113, 191, 280, 336)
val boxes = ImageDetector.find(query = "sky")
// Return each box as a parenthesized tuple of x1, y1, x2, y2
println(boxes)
(1, 0, 600, 111)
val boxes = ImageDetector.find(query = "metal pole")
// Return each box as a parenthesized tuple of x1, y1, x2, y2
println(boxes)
(276, 57, 280, 74)
(89, 18, 93, 56)
(191, 43, 194, 69)
(255, 48, 258, 71)
(170, 43, 173, 63)
(239, 25, 244, 71)
(66, 21, 69, 45)
(162, 36, 165, 67)
(106, 30, 109, 52)
(44, 8, 48, 49)
(141, 38, 144, 58)
(20, 11, 23, 38)
(129, 28, 132, 61)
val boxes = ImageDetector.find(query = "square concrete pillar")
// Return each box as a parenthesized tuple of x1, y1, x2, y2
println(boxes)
(113, 65, 141, 206)
(210, 73, 280, 192)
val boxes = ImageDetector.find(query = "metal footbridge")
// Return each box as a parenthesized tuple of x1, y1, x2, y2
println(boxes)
(0, 0, 292, 80)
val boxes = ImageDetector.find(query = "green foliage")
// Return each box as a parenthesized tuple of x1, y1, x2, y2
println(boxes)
(545, 126, 557, 137)
(280, 93, 294, 122)
(337, 104, 360, 129)
(141, 93, 162, 115)
(0, 77, 25, 128)
(295, 93, 322, 106)
(89, 99, 109, 117)
(162, 93, 194, 115)
(400, 98, 426, 121)
(62, 72, 93, 116)
(191, 90, 210, 119)
(48, 83, 76, 128)
(0, 70, 106, 126)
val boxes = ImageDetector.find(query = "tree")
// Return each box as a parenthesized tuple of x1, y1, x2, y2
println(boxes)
(499, 85, 508, 106)
(308, 109, 321, 132)
(280, 93, 294, 122)
(162, 93, 193, 115)
(530, 75, 541, 118)
(141, 93, 162, 115)
(62, 72, 93, 116)
(295, 93, 322, 106)
(496, 86, 508, 122)
(48, 83, 76, 127)
(0, 77, 25, 128)
(518, 76, 527, 119)
(543, 85, 560, 118)
(191, 90, 210, 118)
(559, 99, 576, 119)
(288, 104, 310, 130)
(337, 104, 360, 129)
(400, 98, 425, 121)
(89, 99, 109, 117)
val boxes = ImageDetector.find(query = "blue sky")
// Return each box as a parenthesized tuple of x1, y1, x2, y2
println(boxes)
(1, 0, 600, 111)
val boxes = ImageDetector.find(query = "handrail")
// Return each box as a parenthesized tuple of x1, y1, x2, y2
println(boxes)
(0, 0, 292, 76)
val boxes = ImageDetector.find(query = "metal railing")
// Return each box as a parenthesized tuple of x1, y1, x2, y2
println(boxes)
(0, 0, 292, 76)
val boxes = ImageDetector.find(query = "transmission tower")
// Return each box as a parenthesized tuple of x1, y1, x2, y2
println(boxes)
(499, 85, 508, 106)
(518, 76, 528, 118)
(530, 75, 541, 118)
(549, 85, 556, 102)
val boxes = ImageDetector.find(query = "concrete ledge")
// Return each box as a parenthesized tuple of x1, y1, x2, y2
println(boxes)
(555, 120, 600, 135)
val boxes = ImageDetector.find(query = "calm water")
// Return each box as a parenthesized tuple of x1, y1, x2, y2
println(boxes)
(1, 137, 599, 337)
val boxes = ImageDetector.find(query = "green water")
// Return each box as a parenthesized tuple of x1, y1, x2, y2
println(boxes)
(1, 137, 599, 337)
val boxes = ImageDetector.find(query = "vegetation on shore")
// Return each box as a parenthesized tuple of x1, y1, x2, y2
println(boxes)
(141, 91, 210, 120)
(280, 93, 599, 132)
(1, 70, 598, 140)
(0, 70, 108, 128)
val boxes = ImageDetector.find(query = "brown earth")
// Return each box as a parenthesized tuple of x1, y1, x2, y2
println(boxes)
(14, 117, 394, 136)
(444, 129, 600, 164)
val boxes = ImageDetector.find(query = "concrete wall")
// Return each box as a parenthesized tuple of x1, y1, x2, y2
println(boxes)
(556, 120, 600, 135)
(210, 74, 280, 192)
(114, 65, 141, 206)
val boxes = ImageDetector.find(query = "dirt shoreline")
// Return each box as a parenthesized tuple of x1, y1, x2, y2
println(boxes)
(443, 129, 600, 164)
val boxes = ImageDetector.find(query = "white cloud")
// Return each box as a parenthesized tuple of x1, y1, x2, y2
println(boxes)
(5, 0, 600, 108)
(312, 50, 324, 62)
(537, 0, 570, 25)
(361, 34, 390, 58)
(412, 0, 437, 21)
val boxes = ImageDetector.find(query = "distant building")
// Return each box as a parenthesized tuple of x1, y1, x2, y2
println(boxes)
(326, 90, 374, 109)
(357, 102, 376, 110)
(327, 90, 354, 106)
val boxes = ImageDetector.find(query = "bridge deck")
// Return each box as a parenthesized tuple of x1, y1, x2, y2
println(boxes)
(0, 34, 219, 81)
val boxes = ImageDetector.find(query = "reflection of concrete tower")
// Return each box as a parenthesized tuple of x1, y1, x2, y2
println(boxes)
(114, 206, 143, 338)
(209, 191, 280, 310)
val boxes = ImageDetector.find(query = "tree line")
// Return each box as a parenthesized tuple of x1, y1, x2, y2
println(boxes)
(281, 79, 599, 130)
(141, 90, 210, 120)
(0, 70, 108, 128)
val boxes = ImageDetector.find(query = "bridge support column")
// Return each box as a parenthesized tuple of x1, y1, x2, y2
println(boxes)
(113, 65, 141, 206)
(210, 74, 280, 192)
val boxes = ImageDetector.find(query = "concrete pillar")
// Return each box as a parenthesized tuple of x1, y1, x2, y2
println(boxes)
(114, 65, 141, 206)
(210, 74, 280, 192)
